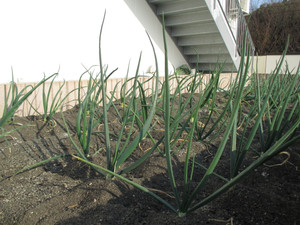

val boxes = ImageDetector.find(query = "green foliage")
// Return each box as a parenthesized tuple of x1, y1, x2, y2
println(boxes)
(0, 72, 56, 139)
(247, 0, 300, 54)
(13, 12, 300, 218)
(27, 73, 77, 123)
(80, 15, 300, 216)
(175, 64, 191, 75)
(61, 11, 161, 178)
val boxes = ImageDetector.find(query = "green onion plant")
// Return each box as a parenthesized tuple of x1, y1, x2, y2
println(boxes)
(13, 12, 300, 218)
(230, 39, 300, 177)
(74, 16, 300, 216)
(28, 73, 76, 123)
(65, 11, 161, 177)
(0, 72, 56, 139)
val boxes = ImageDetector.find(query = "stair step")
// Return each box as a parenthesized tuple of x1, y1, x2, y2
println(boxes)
(147, 0, 174, 4)
(148, 0, 174, 3)
(190, 63, 236, 72)
(155, 0, 206, 15)
(178, 34, 223, 46)
(188, 54, 232, 64)
(183, 44, 228, 55)
(165, 10, 213, 26)
(171, 23, 219, 37)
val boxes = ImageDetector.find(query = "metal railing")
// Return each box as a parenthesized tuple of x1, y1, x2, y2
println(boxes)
(217, 0, 255, 60)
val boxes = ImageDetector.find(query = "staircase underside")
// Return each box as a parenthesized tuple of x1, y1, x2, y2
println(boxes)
(147, 0, 239, 72)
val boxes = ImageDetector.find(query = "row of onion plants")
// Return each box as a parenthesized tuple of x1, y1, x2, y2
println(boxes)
(73, 15, 300, 216)
(10, 13, 299, 217)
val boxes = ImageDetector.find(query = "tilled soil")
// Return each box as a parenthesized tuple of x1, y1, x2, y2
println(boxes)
(0, 94, 299, 225)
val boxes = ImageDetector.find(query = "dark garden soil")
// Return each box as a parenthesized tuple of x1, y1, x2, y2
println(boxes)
(0, 93, 299, 225)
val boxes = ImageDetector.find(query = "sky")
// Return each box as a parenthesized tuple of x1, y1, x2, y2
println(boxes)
(0, 0, 165, 84)
(250, 0, 283, 11)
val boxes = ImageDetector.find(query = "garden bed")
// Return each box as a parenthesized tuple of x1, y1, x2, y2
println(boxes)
(1, 93, 299, 225)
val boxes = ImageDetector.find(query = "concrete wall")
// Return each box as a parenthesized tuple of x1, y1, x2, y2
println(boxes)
(253, 55, 300, 74)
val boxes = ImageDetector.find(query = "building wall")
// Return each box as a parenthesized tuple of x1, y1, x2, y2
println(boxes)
(0, 0, 167, 84)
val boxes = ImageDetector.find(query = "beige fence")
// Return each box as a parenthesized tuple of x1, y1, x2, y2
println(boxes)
(253, 55, 300, 74)
(0, 73, 237, 118)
